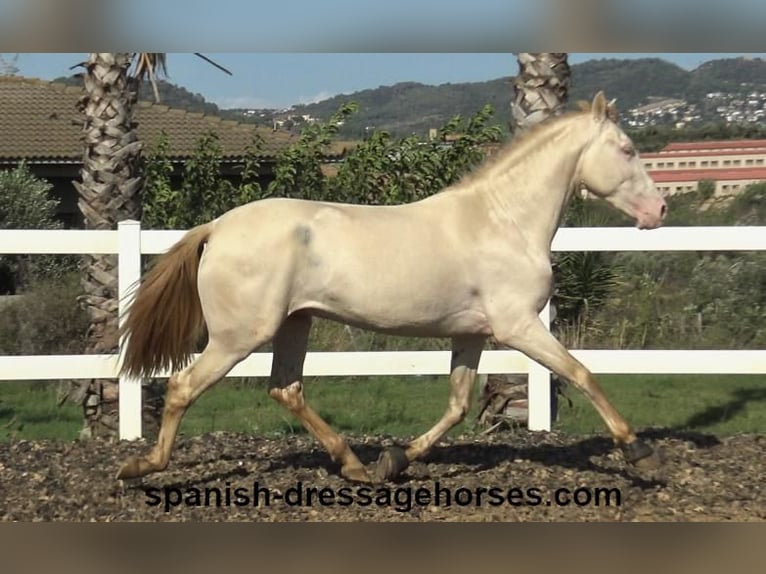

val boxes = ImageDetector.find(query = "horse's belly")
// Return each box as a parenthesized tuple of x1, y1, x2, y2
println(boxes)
(304, 306, 492, 337)
(293, 277, 491, 337)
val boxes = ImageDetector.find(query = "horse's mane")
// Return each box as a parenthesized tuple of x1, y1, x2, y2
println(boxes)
(457, 108, 589, 187)
(456, 96, 619, 188)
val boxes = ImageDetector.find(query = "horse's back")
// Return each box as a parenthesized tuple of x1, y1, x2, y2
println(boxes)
(208, 195, 458, 259)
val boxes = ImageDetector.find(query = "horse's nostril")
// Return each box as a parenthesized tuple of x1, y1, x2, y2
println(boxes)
(660, 203, 667, 218)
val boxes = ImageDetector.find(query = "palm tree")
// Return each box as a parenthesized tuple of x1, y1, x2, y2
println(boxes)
(61, 53, 169, 437)
(0, 53, 20, 76)
(510, 53, 571, 134)
(66, 53, 234, 438)
(479, 53, 571, 429)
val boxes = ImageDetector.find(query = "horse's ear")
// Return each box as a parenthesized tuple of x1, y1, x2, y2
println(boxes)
(607, 98, 619, 122)
(576, 100, 591, 112)
(591, 91, 607, 121)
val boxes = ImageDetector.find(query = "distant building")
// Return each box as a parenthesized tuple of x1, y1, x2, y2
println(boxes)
(641, 139, 766, 196)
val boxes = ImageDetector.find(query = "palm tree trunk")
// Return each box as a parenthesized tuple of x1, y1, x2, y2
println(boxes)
(479, 53, 571, 430)
(510, 53, 571, 133)
(69, 53, 162, 438)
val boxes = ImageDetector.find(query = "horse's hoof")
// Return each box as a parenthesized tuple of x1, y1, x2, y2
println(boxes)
(621, 439, 662, 469)
(116, 455, 152, 480)
(341, 464, 374, 484)
(632, 448, 664, 471)
(373, 446, 410, 483)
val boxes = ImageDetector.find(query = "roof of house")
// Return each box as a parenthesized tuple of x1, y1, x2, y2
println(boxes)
(661, 139, 766, 153)
(642, 149, 766, 159)
(649, 167, 766, 183)
(0, 76, 295, 164)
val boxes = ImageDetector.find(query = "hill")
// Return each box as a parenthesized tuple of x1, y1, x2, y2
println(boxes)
(51, 76, 221, 117)
(235, 56, 766, 138)
(567, 57, 692, 108)
(687, 57, 766, 98)
(51, 56, 766, 139)
(275, 78, 512, 139)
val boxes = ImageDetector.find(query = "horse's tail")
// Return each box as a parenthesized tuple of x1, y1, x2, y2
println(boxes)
(119, 222, 214, 379)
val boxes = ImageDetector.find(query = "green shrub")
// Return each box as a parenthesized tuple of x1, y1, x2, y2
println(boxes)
(688, 253, 766, 348)
(729, 182, 766, 224)
(0, 163, 78, 293)
(142, 131, 265, 230)
(0, 272, 88, 355)
(697, 179, 716, 201)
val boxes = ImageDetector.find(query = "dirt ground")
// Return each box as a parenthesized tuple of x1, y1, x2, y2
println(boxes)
(1, 429, 763, 521)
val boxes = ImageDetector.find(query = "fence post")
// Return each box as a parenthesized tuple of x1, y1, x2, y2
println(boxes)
(118, 220, 143, 440)
(527, 299, 552, 431)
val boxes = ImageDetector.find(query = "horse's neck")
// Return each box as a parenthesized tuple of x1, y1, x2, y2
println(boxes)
(483, 117, 589, 253)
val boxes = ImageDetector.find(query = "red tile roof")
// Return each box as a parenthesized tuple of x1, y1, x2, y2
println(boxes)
(662, 139, 766, 152)
(642, 149, 766, 159)
(0, 76, 295, 163)
(649, 167, 766, 183)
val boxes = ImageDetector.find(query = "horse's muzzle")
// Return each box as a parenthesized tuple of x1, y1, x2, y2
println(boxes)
(636, 196, 667, 230)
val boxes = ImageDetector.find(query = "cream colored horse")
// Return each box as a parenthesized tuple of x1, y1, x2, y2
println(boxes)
(117, 92, 667, 483)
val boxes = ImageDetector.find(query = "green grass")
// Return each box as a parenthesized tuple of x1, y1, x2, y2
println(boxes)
(179, 376, 455, 438)
(1, 374, 765, 442)
(0, 381, 81, 440)
(556, 374, 766, 436)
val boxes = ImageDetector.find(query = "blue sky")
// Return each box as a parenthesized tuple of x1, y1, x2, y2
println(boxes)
(8, 53, 766, 110)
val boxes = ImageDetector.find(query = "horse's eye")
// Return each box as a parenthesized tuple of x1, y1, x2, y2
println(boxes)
(621, 145, 635, 157)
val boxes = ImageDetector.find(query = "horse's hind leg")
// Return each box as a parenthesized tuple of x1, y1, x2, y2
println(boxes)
(268, 314, 372, 484)
(116, 339, 257, 480)
(375, 335, 485, 482)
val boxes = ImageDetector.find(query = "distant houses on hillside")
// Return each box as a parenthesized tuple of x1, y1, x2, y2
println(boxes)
(627, 98, 700, 129)
(627, 91, 766, 128)
(239, 108, 321, 131)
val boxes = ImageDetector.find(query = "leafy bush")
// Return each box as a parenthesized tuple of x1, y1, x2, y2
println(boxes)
(697, 179, 716, 201)
(0, 163, 59, 229)
(0, 164, 78, 293)
(582, 246, 764, 351)
(142, 131, 265, 229)
(268, 104, 359, 202)
(729, 182, 766, 224)
(331, 104, 502, 205)
(0, 272, 88, 355)
(143, 102, 503, 217)
(688, 253, 766, 348)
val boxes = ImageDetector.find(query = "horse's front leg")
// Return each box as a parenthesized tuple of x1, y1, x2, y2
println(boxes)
(373, 335, 485, 482)
(493, 313, 661, 469)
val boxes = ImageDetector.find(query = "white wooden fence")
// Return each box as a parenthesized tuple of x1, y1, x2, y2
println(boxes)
(1, 221, 765, 440)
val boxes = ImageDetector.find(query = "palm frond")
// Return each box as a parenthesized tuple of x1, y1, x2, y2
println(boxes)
(128, 53, 232, 103)
(131, 53, 168, 102)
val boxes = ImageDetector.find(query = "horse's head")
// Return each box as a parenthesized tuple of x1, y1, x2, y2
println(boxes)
(576, 92, 667, 230)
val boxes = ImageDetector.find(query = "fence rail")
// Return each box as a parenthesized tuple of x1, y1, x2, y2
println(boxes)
(1, 222, 765, 439)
